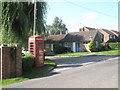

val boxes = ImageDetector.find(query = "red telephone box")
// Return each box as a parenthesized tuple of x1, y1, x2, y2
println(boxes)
(28, 35, 44, 67)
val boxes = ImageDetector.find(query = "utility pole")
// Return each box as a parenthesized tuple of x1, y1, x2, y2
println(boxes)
(33, 0, 37, 35)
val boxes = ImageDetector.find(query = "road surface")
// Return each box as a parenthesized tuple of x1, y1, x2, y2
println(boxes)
(2, 55, 118, 88)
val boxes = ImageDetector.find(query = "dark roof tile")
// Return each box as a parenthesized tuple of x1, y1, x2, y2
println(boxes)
(45, 34, 66, 43)
(69, 30, 97, 41)
(45, 30, 98, 43)
(101, 29, 115, 35)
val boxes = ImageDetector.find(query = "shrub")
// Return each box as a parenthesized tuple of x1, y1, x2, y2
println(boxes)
(88, 40, 96, 52)
(108, 43, 120, 49)
(22, 53, 34, 72)
(53, 44, 71, 54)
(100, 43, 111, 51)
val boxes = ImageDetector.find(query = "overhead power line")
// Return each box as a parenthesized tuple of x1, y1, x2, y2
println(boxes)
(64, 0, 117, 19)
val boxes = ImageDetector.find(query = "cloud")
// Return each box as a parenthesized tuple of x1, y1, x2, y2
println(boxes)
(83, 12, 98, 20)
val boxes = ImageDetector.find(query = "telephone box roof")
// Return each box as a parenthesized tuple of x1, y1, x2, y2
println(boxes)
(29, 35, 43, 38)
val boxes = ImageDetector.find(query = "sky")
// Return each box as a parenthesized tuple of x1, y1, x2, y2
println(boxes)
(45, 0, 118, 32)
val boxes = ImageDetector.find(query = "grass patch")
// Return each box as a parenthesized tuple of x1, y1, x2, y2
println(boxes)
(44, 59, 56, 66)
(48, 49, 120, 56)
(56, 52, 90, 56)
(1, 77, 28, 86)
(93, 49, 120, 55)
(1, 59, 57, 86)
(45, 52, 55, 56)
(45, 52, 90, 56)
(55, 50, 120, 56)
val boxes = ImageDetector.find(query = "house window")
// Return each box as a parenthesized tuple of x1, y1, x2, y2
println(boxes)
(110, 35, 112, 39)
(98, 34, 104, 41)
(113, 35, 116, 39)
(64, 42, 71, 47)
(110, 35, 116, 39)
(99, 34, 104, 39)
(83, 42, 89, 44)
(51, 44, 54, 51)
(45, 44, 49, 49)
(96, 41, 98, 48)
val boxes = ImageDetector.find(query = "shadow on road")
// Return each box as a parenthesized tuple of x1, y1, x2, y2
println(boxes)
(41, 72, 60, 77)
(34, 55, 118, 79)
(49, 55, 118, 65)
(57, 64, 83, 68)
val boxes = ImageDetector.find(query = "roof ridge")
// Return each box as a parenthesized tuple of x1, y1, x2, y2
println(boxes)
(99, 29, 115, 35)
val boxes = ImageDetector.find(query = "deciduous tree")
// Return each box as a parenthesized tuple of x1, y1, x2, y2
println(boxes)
(46, 17, 68, 35)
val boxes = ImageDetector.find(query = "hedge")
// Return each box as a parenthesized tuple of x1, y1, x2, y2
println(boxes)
(100, 43, 111, 51)
(22, 53, 34, 72)
(53, 44, 71, 54)
(108, 43, 120, 49)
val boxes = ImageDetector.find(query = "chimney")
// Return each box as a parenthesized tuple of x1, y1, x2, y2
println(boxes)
(79, 28, 83, 32)
(83, 27, 85, 31)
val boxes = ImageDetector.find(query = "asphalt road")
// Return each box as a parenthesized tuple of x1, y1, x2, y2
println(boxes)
(2, 55, 118, 88)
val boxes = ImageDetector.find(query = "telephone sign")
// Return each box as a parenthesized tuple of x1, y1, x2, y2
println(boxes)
(28, 35, 44, 67)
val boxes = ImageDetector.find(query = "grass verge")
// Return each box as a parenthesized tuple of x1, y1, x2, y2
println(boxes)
(56, 52, 90, 56)
(93, 49, 120, 55)
(45, 52, 55, 56)
(1, 59, 57, 86)
(55, 50, 120, 56)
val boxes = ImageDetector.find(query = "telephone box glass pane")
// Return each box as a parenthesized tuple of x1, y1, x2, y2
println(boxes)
(38, 43, 43, 63)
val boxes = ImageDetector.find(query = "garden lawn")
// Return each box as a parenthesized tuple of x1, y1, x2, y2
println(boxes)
(1, 59, 56, 86)
(93, 49, 120, 55)
(56, 52, 90, 56)
(55, 50, 120, 56)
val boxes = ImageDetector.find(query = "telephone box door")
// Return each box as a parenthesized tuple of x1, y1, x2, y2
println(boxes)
(36, 41, 44, 67)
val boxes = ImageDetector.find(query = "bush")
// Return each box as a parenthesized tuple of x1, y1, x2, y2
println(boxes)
(99, 43, 111, 51)
(88, 40, 96, 52)
(53, 44, 71, 54)
(22, 53, 35, 72)
(108, 43, 120, 49)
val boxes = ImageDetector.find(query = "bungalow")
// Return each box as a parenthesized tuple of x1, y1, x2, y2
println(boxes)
(98, 29, 119, 43)
(110, 30, 120, 42)
(110, 30, 120, 37)
(45, 29, 102, 52)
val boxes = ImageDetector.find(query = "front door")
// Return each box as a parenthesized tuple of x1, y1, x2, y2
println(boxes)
(75, 42, 80, 52)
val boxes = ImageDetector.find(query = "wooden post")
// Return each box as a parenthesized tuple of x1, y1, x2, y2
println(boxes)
(33, 0, 37, 35)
